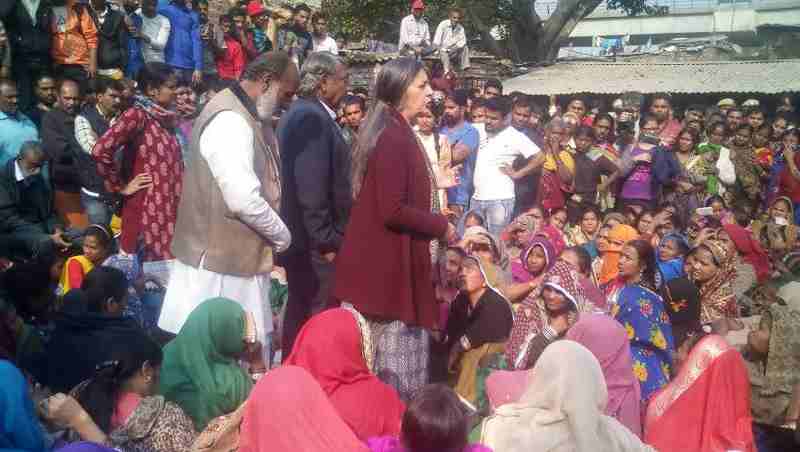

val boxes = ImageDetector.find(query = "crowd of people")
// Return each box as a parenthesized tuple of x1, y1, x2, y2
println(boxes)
(0, 0, 799, 452)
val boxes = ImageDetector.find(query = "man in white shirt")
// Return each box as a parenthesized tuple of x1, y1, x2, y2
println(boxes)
(472, 96, 543, 236)
(161, 52, 300, 364)
(311, 12, 338, 54)
(398, 0, 433, 57)
(433, 7, 469, 74)
(137, 0, 171, 63)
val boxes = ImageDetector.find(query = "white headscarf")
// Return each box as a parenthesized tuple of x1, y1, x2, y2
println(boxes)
(481, 340, 656, 452)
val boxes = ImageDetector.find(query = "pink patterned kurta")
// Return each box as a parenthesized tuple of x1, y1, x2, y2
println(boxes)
(93, 106, 184, 262)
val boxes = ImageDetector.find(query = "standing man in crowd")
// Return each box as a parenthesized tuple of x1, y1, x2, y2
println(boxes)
(0, 80, 39, 166)
(471, 97, 540, 236)
(433, 7, 469, 75)
(161, 51, 299, 364)
(441, 89, 479, 221)
(339, 94, 364, 147)
(277, 51, 351, 357)
(74, 77, 124, 226)
(159, 0, 202, 85)
(138, 0, 171, 65)
(51, 0, 99, 92)
(88, 0, 129, 80)
(483, 79, 502, 99)
(41, 79, 83, 206)
(27, 75, 58, 128)
(287, 3, 312, 67)
(311, 12, 337, 54)
(1, 0, 52, 110)
(121, 0, 144, 78)
(215, 14, 246, 80)
(398, 0, 432, 57)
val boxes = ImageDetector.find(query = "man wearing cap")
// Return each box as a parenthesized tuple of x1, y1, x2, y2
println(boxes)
(717, 98, 736, 116)
(399, 0, 433, 57)
(247, 1, 273, 53)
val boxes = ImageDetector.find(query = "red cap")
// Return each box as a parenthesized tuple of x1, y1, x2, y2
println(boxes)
(246, 1, 268, 17)
(411, 0, 425, 10)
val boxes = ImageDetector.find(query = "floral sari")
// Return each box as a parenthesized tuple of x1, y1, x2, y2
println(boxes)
(645, 334, 755, 452)
(609, 284, 675, 401)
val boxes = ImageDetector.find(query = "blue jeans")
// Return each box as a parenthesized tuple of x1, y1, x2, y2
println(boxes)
(470, 197, 515, 237)
(80, 191, 113, 227)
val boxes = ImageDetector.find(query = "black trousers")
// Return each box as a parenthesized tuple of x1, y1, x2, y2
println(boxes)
(279, 250, 335, 359)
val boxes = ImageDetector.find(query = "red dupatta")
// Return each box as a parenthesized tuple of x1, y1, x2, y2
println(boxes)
(722, 223, 771, 283)
(285, 308, 405, 440)
(644, 334, 755, 452)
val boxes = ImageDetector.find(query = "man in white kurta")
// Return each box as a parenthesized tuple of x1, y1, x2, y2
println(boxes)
(433, 8, 470, 74)
(159, 52, 299, 363)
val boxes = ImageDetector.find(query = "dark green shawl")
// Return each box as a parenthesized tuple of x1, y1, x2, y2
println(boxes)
(159, 298, 253, 430)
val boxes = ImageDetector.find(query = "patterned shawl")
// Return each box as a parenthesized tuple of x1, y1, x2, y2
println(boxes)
(696, 240, 737, 324)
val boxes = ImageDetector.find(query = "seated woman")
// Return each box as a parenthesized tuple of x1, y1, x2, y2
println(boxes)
(445, 255, 513, 405)
(368, 384, 491, 452)
(505, 261, 594, 371)
(644, 293, 755, 452)
(655, 232, 690, 288)
(65, 334, 196, 451)
(499, 207, 544, 263)
(33, 268, 146, 393)
(434, 246, 466, 338)
(481, 341, 656, 452)
(159, 297, 262, 432)
(716, 223, 771, 316)
(590, 223, 613, 280)
(560, 245, 606, 311)
(565, 205, 601, 248)
(459, 226, 510, 288)
(752, 197, 798, 276)
(238, 366, 369, 452)
(59, 225, 113, 296)
(608, 240, 675, 401)
(504, 235, 555, 302)
(0, 359, 47, 452)
(686, 240, 738, 326)
(284, 307, 406, 440)
(566, 314, 643, 438)
(598, 224, 640, 293)
(741, 303, 800, 452)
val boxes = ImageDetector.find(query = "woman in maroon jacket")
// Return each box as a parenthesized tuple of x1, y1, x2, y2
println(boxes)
(332, 57, 457, 400)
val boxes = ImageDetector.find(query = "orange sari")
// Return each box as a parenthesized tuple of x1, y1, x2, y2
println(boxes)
(644, 334, 755, 452)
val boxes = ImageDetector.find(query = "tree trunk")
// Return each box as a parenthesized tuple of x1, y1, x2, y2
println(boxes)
(465, 7, 506, 58)
(532, 0, 603, 61)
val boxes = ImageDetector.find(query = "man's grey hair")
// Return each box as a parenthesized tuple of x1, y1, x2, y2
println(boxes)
(297, 52, 343, 98)
(19, 141, 44, 159)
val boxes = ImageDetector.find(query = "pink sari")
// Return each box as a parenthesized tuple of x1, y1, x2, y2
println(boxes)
(566, 314, 643, 437)
(644, 334, 755, 452)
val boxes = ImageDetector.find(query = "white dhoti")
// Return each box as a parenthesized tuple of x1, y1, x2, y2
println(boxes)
(159, 257, 274, 362)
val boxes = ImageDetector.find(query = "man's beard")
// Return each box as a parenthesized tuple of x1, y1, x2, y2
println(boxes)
(256, 85, 280, 121)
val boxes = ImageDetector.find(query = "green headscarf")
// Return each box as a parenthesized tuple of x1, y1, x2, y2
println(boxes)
(159, 298, 253, 430)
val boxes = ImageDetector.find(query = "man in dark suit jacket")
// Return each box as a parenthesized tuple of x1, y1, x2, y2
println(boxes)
(277, 51, 351, 356)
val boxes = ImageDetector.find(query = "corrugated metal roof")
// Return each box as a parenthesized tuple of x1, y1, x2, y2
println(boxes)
(503, 59, 800, 95)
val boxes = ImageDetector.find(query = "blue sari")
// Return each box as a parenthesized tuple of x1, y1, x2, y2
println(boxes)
(609, 284, 675, 401)
(0, 360, 46, 452)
